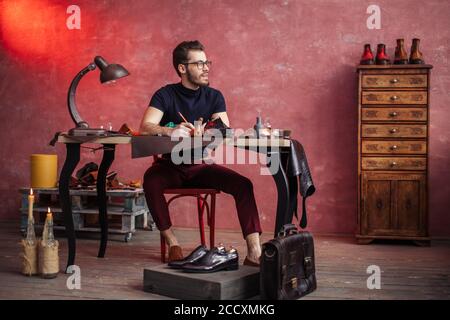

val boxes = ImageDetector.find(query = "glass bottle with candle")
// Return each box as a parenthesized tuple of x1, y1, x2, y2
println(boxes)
(40, 207, 59, 279)
(42, 207, 56, 248)
(26, 189, 36, 246)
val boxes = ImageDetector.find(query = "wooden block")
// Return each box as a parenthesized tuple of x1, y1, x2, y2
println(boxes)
(143, 264, 260, 300)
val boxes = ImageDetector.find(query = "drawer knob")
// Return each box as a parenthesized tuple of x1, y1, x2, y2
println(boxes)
(390, 145, 398, 150)
(390, 78, 399, 84)
(390, 161, 397, 167)
(389, 128, 398, 134)
(390, 95, 399, 101)
(389, 111, 398, 117)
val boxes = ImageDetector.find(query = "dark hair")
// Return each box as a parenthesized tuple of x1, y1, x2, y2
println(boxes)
(172, 40, 205, 77)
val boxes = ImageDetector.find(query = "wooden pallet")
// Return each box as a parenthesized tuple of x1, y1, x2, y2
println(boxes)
(19, 187, 155, 242)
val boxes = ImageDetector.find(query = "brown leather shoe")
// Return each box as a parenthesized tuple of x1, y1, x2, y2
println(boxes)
(394, 39, 409, 65)
(375, 43, 390, 65)
(243, 256, 260, 267)
(360, 44, 374, 65)
(168, 245, 183, 263)
(409, 38, 425, 64)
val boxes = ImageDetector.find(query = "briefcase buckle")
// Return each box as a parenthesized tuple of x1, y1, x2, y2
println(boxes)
(304, 256, 312, 266)
(291, 277, 298, 289)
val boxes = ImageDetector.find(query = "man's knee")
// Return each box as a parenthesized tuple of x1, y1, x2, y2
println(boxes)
(143, 172, 166, 194)
(237, 176, 254, 193)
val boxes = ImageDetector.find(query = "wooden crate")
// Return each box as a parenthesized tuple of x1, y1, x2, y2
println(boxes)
(19, 187, 155, 242)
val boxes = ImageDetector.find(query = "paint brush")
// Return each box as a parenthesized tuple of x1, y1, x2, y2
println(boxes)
(177, 111, 196, 132)
(178, 111, 190, 124)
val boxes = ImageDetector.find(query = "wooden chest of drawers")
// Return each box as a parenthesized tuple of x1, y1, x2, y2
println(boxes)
(356, 65, 432, 246)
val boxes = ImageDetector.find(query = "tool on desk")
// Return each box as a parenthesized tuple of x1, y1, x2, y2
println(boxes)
(254, 111, 263, 138)
(178, 112, 200, 136)
(178, 112, 190, 124)
(194, 117, 204, 137)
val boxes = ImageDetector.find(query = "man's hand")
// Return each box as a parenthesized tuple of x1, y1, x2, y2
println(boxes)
(171, 122, 195, 138)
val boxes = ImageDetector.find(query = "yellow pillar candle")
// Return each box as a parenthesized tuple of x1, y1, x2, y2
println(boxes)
(30, 154, 58, 188)
(28, 188, 34, 220)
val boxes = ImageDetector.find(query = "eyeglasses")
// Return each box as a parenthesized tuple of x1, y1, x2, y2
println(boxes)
(183, 60, 212, 70)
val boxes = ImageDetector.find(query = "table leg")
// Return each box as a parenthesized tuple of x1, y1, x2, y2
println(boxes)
(97, 144, 115, 258)
(59, 143, 80, 272)
(268, 150, 291, 237)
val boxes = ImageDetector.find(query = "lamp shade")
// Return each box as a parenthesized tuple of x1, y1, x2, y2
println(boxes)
(94, 56, 129, 84)
(67, 55, 130, 135)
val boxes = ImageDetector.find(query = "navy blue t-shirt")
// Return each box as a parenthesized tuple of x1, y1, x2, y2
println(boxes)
(149, 82, 226, 126)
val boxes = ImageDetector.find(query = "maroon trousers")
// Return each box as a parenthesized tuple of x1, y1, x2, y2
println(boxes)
(143, 159, 262, 238)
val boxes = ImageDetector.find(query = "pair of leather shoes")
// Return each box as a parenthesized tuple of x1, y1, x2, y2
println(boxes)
(395, 38, 426, 64)
(360, 43, 390, 65)
(168, 245, 239, 273)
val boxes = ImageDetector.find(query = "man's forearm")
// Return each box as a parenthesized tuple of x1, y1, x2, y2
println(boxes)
(140, 123, 173, 136)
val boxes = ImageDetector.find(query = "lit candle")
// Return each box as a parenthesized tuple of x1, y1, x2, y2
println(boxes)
(44, 207, 54, 244)
(28, 188, 34, 220)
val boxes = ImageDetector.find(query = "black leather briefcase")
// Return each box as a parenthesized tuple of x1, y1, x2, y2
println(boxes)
(260, 224, 316, 300)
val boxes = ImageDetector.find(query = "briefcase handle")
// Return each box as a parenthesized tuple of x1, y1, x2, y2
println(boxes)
(278, 223, 298, 237)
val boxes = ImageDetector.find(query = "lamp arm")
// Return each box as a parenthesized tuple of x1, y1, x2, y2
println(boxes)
(67, 63, 96, 128)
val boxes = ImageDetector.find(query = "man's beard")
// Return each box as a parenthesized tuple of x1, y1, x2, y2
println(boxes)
(186, 69, 209, 87)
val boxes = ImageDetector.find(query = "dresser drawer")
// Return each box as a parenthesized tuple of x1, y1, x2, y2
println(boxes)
(361, 140, 427, 154)
(362, 124, 427, 138)
(361, 108, 427, 122)
(362, 74, 427, 88)
(362, 157, 426, 170)
(362, 91, 427, 105)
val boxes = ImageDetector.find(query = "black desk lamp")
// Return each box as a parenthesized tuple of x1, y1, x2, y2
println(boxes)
(67, 56, 129, 136)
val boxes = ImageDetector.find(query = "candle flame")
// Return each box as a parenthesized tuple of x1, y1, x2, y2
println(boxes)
(30, 188, 33, 195)
(47, 207, 53, 220)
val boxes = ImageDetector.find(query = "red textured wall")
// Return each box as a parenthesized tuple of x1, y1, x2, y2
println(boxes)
(1, 0, 449, 237)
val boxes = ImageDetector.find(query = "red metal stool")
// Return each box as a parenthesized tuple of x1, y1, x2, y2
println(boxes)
(160, 188, 219, 263)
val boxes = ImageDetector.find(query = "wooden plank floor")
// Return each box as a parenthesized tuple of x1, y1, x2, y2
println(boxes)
(0, 220, 449, 300)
